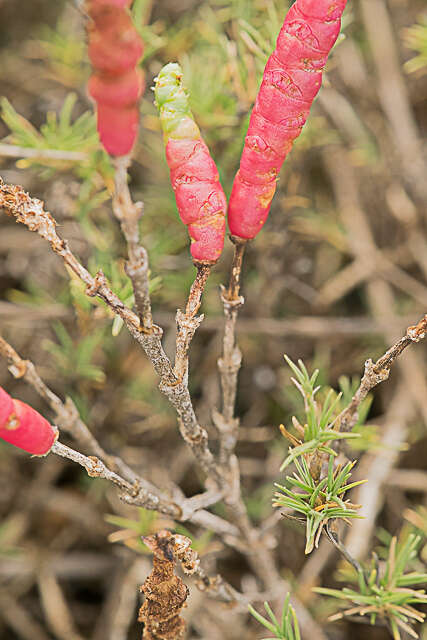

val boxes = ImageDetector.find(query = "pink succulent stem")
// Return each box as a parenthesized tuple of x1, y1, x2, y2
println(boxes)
(0, 386, 58, 455)
(86, 0, 144, 156)
(228, 0, 348, 240)
(154, 63, 227, 264)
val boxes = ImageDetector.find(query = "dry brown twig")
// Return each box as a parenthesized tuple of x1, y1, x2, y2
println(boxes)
(215, 237, 246, 465)
(0, 178, 329, 638)
(138, 530, 242, 639)
(139, 530, 189, 639)
(212, 237, 302, 620)
(339, 313, 427, 432)
(112, 156, 154, 333)
(0, 333, 238, 538)
(174, 263, 211, 382)
(0, 177, 221, 484)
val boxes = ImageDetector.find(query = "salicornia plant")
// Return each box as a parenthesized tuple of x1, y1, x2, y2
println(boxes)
(2, 0, 427, 639)
(228, 0, 348, 239)
(315, 533, 427, 640)
(249, 595, 301, 640)
(154, 62, 227, 265)
(87, 0, 144, 156)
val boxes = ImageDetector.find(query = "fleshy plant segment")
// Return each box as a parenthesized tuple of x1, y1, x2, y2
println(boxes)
(228, 0, 348, 239)
(154, 63, 227, 264)
(0, 386, 58, 455)
(86, 0, 144, 156)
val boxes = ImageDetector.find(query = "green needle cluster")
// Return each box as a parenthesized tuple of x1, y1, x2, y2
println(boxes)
(315, 534, 427, 639)
(279, 356, 360, 472)
(248, 595, 300, 640)
(274, 455, 365, 554)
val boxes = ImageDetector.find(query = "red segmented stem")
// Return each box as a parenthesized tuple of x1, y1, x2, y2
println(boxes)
(0, 387, 58, 456)
(86, 0, 144, 156)
(154, 63, 227, 264)
(228, 0, 348, 240)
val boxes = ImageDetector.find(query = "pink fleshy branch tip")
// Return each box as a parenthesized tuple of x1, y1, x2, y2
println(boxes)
(0, 387, 58, 456)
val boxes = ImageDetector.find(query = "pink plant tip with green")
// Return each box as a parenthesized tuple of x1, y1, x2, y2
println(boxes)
(154, 62, 227, 265)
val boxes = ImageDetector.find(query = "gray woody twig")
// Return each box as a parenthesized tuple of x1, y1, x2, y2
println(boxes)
(339, 314, 427, 433)
(0, 334, 138, 484)
(0, 178, 222, 485)
(0, 333, 241, 536)
(112, 156, 153, 333)
(0, 179, 330, 638)
(215, 237, 246, 465)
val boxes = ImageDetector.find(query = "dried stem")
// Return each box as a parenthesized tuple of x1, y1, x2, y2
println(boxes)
(215, 238, 246, 464)
(339, 313, 427, 432)
(174, 264, 211, 382)
(112, 156, 154, 332)
(138, 530, 245, 636)
(325, 521, 365, 578)
(0, 178, 223, 485)
(186, 264, 212, 317)
(0, 143, 88, 163)
(1, 338, 242, 540)
(214, 238, 289, 598)
(225, 237, 246, 302)
(0, 334, 137, 483)
(139, 531, 189, 639)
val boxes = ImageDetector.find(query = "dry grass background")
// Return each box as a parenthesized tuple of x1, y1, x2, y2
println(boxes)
(0, 0, 426, 638)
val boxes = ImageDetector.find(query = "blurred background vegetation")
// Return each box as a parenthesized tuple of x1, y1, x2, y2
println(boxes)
(0, 0, 426, 638)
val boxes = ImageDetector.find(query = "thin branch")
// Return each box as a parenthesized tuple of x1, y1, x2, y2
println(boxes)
(325, 521, 365, 578)
(185, 264, 212, 318)
(51, 441, 173, 511)
(0, 334, 137, 483)
(339, 313, 427, 432)
(213, 238, 293, 600)
(215, 237, 246, 464)
(174, 264, 211, 382)
(0, 334, 240, 537)
(225, 237, 246, 302)
(0, 178, 222, 485)
(112, 156, 153, 332)
(0, 143, 88, 163)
